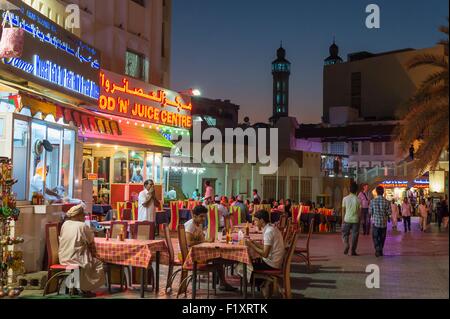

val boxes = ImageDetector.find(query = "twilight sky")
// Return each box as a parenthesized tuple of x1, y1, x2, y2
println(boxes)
(171, 0, 448, 124)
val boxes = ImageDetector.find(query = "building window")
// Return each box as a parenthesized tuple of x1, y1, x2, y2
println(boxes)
(125, 50, 149, 82)
(330, 142, 345, 155)
(131, 0, 146, 6)
(373, 142, 383, 155)
(385, 142, 394, 155)
(351, 142, 359, 155)
(351, 72, 362, 113)
(362, 141, 371, 155)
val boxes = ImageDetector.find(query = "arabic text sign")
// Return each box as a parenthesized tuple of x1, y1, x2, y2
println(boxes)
(0, 0, 100, 101)
(96, 70, 192, 129)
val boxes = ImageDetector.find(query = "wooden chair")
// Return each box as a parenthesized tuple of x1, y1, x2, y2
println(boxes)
(131, 221, 155, 290)
(277, 214, 288, 232)
(131, 221, 155, 240)
(291, 205, 301, 230)
(163, 224, 183, 293)
(107, 221, 130, 291)
(176, 224, 218, 298)
(295, 218, 314, 271)
(251, 229, 299, 299)
(110, 221, 128, 239)
(43, 223, 79, 296)
(283, 218, 294, 246)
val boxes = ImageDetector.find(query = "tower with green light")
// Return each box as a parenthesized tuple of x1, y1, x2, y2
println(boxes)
(270, 44, 291, 125)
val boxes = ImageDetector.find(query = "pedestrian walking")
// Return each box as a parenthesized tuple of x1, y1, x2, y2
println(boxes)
(390, 199, 399, 231)
(342, 182, 361, 256)
(418, 199, 429, 232)
(369, 186, 391, 257)
(358, 183, 372, 235)
(401, 198, 412, 232)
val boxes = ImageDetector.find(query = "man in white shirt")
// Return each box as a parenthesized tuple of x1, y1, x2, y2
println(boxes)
(245, 210, 285, 297)
(138, 180, 156, 222)
(184, 206, 238, 292)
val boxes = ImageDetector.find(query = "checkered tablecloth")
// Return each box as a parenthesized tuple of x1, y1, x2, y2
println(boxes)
(183, 242, 254, 268)
(94, 238, 167, 269)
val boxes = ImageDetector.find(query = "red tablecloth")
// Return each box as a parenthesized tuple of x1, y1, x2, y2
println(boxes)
(183, 242, 253, 268)
(94, 238, 167, 268)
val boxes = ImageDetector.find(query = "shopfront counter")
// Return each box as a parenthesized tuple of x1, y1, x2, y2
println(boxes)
(13, 203, 65, 274)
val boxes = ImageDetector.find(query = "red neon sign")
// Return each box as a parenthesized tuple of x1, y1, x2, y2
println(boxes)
(94, 70, 192, 129)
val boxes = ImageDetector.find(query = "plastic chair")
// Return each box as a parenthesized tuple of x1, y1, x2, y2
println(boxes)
(230, 206, 242, 226)
(207, 205, 219, 242)
(163, 224, 183, 293)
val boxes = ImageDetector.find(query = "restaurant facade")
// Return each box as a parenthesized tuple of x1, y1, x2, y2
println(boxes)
(0, 0, 189, 275)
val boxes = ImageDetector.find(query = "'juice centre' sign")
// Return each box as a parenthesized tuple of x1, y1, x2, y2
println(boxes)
(94, 69, 192, 129)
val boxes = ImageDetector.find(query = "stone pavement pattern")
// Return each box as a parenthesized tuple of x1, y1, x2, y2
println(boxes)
(19, 217, 448, 299)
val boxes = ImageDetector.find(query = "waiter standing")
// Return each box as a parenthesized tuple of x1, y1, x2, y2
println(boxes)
(358, 183, 372, 235)
(138, 179, 156, 222)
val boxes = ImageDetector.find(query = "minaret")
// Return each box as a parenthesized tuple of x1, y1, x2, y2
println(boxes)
(324, 38, 343, 65)
(270, 43, 291, 125)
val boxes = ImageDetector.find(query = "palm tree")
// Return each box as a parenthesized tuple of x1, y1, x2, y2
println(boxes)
(397, 18, 449, 174)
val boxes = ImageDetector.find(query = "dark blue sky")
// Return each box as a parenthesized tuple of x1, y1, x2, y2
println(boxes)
(171, 0, 448, 124)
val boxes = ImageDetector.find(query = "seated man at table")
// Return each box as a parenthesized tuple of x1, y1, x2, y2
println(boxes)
(184, 206, 238, 292)
(59, 204, 105, 297)
(245, 210, 285, 297)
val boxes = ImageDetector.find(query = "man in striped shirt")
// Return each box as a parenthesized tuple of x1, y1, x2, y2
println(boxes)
(369, 186, 391, 257)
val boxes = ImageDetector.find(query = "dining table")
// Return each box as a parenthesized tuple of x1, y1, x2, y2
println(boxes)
(94, 237, 167, 298)
(183, 238, 260, 299)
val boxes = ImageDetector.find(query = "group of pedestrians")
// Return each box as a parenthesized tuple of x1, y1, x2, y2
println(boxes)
(340, 183, 449, 258)
(342, 183, 391, 257)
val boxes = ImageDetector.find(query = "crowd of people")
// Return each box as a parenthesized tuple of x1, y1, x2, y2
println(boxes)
(342, 182, 449, 258)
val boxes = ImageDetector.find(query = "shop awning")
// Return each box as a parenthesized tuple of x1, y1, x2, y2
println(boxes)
(80, 122, 174, 152)
(19, 93, 121, 136)
(0, 79, 121, 136)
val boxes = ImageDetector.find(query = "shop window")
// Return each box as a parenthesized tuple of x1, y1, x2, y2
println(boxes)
(330, 142, 345, 155)
(154, 153, 162, 184)
(146, 152, 154, 181)
(113, 151, 127, 183)
(146, 152, 162, 184)
(12, 119, 29, 200)
(62, 129, 75, 197)
(28, 122, 75, 200)
(29, 122, 47, 200)
(129, 150, 145, 183)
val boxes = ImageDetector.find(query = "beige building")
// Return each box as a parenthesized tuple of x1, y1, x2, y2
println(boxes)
(21, 0, 172, 87)
(323, 45, 445, 122)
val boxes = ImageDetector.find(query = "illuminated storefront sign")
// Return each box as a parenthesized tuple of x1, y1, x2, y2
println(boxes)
(93, 70, 192, 129)
(380, 179, 429, 189)
(0, 0, 100, 102)
(2, 55, 99, 99)
(380, 180, 408, 188)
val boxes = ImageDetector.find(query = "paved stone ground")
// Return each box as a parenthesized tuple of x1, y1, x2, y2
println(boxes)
(19, 217, 448, 299)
